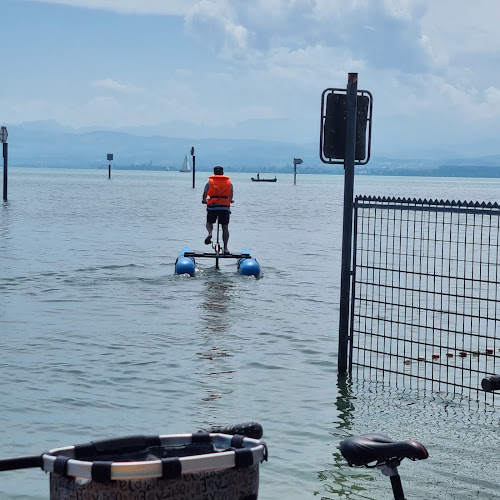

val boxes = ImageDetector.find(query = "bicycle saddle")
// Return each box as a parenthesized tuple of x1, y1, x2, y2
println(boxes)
(340, 434, 429, 466)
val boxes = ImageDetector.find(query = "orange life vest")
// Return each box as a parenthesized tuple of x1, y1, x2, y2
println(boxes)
(207, 175, 232, 207)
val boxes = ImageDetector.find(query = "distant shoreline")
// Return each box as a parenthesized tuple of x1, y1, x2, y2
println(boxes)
(7, 164, 500, 178)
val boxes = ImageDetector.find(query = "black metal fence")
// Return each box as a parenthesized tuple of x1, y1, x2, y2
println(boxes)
(349, 196, 499, 403)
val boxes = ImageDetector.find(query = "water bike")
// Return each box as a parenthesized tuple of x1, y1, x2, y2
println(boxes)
(175, 221, 260, 277)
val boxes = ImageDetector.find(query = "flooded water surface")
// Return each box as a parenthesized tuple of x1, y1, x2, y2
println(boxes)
(0, 169, 498, 499)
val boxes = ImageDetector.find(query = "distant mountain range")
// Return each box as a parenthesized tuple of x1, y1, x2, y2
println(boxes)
(3, 120, 500, 177)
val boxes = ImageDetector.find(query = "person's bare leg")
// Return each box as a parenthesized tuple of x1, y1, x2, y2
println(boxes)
(205, 222, 213, 244)
(222, 224, 229, 252)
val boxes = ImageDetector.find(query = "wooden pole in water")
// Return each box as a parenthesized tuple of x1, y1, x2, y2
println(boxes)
(191, 146, 195, 189)
(2, 142, 9, 201)
(2, 142, 7, 202)
(1, 126, 8, 201)
(293, 158, 302, 185)
(107, 153, 113, 179)
(338, 73, 358, 374)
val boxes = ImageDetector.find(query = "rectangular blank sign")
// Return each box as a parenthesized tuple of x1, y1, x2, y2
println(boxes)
(323, 94, 369, 161)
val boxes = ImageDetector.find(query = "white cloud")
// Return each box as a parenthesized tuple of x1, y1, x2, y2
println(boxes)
(420, 1, 500, 61)
(437, 81, 500, 121)
(180, 0, 500, 124)
(93, 78, 131, 93)
(381, 0, 425, 21)
(29, 0, 196, 15)
(182, 0, 430, 73)
(186, 1, 249, 59)
(419, 34, 448, 67)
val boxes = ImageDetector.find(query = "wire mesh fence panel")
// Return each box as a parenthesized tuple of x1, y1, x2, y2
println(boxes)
(349, 196, 499, 404)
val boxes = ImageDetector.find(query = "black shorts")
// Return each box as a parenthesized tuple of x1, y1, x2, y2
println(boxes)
(207, 209, 230, 225)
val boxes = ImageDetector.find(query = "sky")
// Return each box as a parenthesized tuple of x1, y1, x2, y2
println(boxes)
(2, 0, 500, 158)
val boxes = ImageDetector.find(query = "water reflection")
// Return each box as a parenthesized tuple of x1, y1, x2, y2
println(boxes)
(0, 199, 12, 251)
(199, 274, 235, 334)
(317, 376, 378, 500)
(195, 275, 236, 419)
(335, 374, 356, 430)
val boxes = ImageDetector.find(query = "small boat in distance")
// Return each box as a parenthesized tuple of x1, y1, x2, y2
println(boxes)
(180, 155, 191, 173)
(251, 175, 277, 182)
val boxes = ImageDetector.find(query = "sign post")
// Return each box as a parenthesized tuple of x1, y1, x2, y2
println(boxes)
(293, 157, 303, 185)
(1, 126, 8, 201)
(190, 146, 195, 189)
(107, 154, 113, 179)
(337, 73, 358, 374)
(319, 74, 373, 374)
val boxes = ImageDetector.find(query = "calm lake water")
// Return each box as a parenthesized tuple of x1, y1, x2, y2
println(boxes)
(0, 168, 498, 499)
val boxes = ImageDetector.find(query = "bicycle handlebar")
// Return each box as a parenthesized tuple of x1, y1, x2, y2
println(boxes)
(0, 422, 263, 472)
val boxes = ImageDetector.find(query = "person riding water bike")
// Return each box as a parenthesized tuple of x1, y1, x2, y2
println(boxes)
(202, 166, 234, 254)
